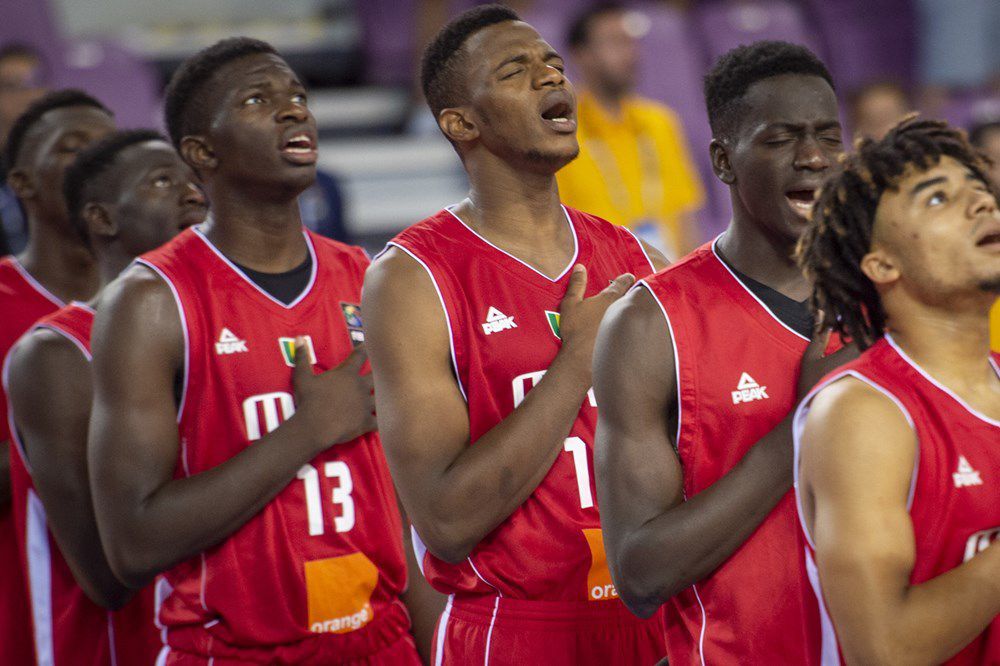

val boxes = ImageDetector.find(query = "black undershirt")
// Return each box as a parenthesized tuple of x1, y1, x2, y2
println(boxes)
(725, 261, 814, 339)
(234, 254, 313, 305)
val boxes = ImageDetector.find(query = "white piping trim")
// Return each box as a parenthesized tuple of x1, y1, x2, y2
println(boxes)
(192, 226, 318, 310)
(434, 595, 454, 666)
(621, 226, 658, 273)
(443, 205, 579, 283)
(35, 323, 92, 362)
(483, 596, 500, 666)
(710, 236, 810, 342)
(26, 490, 54, 666)
(691, 584, 708, 666)
(107, 611, 117, 666)
(199, 552, 209, 612)
(8, 256, 64, 308)
(135, 260, 190, 425)
(411, 525, 429, 577)
(466, 555, 502, 596)
(3, 346, 31, 469)
(804, 548, 840, 666)
(885, 333, 1000, 427)
(68, 300, 95, 315)
(154, 576, 173, 649)
(155, 646, 170, 666)
(792, 370, 918, 551)
(637, 281, 682, 449)
(384, 242, 468, 403)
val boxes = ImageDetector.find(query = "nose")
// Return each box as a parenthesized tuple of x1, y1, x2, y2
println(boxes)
(793, 136, 832, 172)
(534, 61, 565, 89)
(969, 182, 998, 218)
(182, 182, 206, 207)
(277, 96, 309, 123)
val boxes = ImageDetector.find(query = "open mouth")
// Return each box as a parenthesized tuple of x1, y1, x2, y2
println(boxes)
(281, 132, 318, 164)
(539, 97, 576, 133)
(785, 189, 818, 219)
(178, 206, 207, 230)
(975, 230, 1000, 249)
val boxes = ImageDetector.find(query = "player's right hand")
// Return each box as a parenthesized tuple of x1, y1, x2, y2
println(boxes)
(558, 265, 636, 373)
(797, 328, 860, 401)
(292, 338, 377, 448)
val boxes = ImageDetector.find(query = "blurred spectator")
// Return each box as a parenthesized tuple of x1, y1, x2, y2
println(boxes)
(0, 43, 48, 255)
(556, 2, 705, 258)
(299, 169, 352, 243)
(849, 81, 912, 141)
(969, 117, 1000, 351)
(970, 118, 1000, 186)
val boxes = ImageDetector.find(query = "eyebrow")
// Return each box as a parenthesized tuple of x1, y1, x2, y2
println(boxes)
(910, 176, 947, 197)
(764, 120, 841, 132)
(493, 50, 562, 72)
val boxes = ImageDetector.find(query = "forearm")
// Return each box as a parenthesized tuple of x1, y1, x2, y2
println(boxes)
(108, 415, 321, 587)
(834, 546, 1000, 665)
(619, 418, 793, 612)
(401, 525, 445, 663)
(414, 350, 591, 560)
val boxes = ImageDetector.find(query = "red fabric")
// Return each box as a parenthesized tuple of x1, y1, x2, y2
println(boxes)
(642, 241, 826, 665)
(0, 255, 63, 666)
(389, 206, 663, 658)
(434, 595, 666, 666)
(138, 228, 410, 661)
(799, 339, 1000, 665)
(6, 303, 160, 665)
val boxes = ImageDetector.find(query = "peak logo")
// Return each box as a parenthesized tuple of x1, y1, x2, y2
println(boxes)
(482, 306, 516, 335)
(732, 372, 768, 404)
(215, 328, 248, 355)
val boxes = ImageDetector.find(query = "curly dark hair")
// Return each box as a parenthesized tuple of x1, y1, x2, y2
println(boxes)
(703, 40, 834, 139)
(62, 128, 165, 245)
(3, 89, 110, 173)
(164, 37, 278, 149)
(420, 4, 521, 118)
(796, 116, 995, 349)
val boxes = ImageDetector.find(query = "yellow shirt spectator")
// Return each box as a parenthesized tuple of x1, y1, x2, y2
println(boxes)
(557, 91, 705, 258)
(992, 300, 999, 352)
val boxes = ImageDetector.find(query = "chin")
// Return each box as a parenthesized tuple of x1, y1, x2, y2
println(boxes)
(523, 145, 579, 173)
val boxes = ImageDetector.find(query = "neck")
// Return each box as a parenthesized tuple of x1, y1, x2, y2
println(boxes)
(885, 294, 995, 386)
(716, 209, 810, 301)
(17, 212, 98, 303)
(201, 182, 307, 272)
(463, 152, 566, 240)
(94, 244, 136, 289)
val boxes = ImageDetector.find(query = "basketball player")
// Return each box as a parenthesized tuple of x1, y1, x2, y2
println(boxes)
(88, 39, 435, 664)
(0, 89, 114, 665)
(4, 129, 205, 665)
(592, 41, 858, 663)
(794, 118, 1000, 664)
(363, 6, 668, 664)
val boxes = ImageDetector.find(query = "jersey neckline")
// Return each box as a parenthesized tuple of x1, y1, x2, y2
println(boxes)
(443, 204, 580, 283)
(7, 256, 65, 308)
(192, 224, 319, 311)
(885, 333, 1000, 427)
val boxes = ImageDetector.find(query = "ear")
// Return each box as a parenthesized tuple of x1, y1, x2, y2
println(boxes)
(179, 135, 217, 173)
(438, 107, 479, 145)
(83, 201, 116, 240)
(860, 247, 900, 287)
(709, 139, 735, 185)
(6, 168, 36, 200)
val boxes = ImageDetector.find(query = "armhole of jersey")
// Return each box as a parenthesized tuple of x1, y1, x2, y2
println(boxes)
(134, 259, 191, 425)
(1, 349, 30, 470)
(34, 324, 92, 362)
(792, 370, 919, 550)
(621, 225, 658, 274)
(636, 280, 683, 456)
(383, 242, 468, 403)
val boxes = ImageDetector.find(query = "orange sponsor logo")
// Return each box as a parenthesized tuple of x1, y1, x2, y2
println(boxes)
(584, 528, 619, 601)
(304, 552, 379, 633)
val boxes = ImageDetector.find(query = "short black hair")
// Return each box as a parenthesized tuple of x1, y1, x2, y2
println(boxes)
(420, 4, 521, 118)
(704, 40, 835, 138)
(164, 37, 278, 149)
(0, 42, 42, 64)
(567, 2, 625, 50)
(3, 88, 110, 173)
(62, 128, 165, 245)
(797, 117, 994, 349)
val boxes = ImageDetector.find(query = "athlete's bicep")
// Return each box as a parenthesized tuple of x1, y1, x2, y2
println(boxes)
(89, 267, 184, 539)
(593, 286, 684, 546)
(363, 249, 470, 517)
(799, 377, 918, 659)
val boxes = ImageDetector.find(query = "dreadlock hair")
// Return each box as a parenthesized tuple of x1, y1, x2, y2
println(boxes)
(796, 116, 995, 350)
(703, 41, 834, 140)
(164, 37, 278, 149)
(63, 128, 165, 246)
(420, 4, 521, 119)
(3, 89, 110, 174)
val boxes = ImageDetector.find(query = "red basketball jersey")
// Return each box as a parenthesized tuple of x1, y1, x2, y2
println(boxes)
(794, 335, 1000, 665)
(387, 206, 656, 603)
(5, 302, 159, 665)
(641, 239, 827, 665)
(0, 255, 63, 666)
(138, 227, 410, 663)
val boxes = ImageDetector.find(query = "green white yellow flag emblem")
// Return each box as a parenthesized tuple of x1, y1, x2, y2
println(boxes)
(545, 310, 561, 339)
(279, 335, 317, 367)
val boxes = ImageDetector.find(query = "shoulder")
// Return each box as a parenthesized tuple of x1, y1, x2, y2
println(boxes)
(309, 232, 371, 272)
(602, 284, 670, 342)
(97, 264, 180, 339)
(642, 243, 714, 289)
(365, 245, 436, 299)
(7, 326, 88, 404)
(804, 373, 914, 446)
